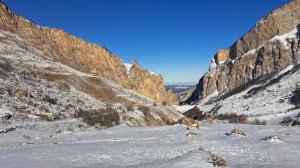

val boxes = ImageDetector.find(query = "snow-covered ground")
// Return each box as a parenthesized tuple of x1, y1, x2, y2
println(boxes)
(0, 124, 299, 168)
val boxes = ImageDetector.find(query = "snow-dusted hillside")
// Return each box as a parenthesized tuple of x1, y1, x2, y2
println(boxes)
(0, 30, 183, 131)
(192, 64, 300, 124)
(0, 124, 299, 168)
(182, 0, 300, 126)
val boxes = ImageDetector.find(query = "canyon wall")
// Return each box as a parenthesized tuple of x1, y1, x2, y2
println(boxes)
(186, 0, 300, 104)
(0, 1, 177, 104)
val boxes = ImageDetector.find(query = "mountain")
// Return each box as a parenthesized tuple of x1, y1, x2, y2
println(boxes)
(0, 1, 183, 129)
(184, 0, 300, 123)
(0, 1, 177, 104)
(165, 84, 195, 93)
(165, 84, 196, 103)
(1, 1, 300, 167)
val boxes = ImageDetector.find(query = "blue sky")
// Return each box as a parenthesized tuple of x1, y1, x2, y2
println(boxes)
(3, 0, 291, 84)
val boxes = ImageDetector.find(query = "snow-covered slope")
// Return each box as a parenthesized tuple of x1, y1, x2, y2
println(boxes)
(194, 64, 300, 124)
(0, 30, 183, 131)
(185, 1, 300, 125)
(180, 1, 300, 125)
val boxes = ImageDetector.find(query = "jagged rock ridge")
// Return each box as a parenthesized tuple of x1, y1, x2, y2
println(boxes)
(0, 1, 177, 104)
(186, 0, 300, 104)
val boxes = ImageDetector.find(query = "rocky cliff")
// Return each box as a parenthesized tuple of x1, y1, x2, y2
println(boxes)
(0, 1, 177, 104)
(0, 29, 183, 128)
(186, 0, 300, 104)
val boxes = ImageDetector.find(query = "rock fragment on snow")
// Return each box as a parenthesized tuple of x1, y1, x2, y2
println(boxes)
(262, 135, 286, 142)
(199, 147, 227, 167)
(225, 128, 246, 137)
(0, 127, 16, 134)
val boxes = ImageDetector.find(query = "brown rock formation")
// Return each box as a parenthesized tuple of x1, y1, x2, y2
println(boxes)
(128, 61, 178, 104)
(0, 1, 178, 104)
(215, 49, 230, 64)
(186, 0, 300, 103)
(230, 0, 300, 60)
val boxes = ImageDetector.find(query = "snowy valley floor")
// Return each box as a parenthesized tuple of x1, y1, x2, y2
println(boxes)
(0, 124, 299, 168)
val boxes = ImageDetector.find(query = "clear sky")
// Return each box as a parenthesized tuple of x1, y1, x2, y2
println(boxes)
(3, 0, 291, 84)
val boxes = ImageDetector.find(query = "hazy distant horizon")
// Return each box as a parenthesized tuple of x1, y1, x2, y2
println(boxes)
(165, 82, 197, 86)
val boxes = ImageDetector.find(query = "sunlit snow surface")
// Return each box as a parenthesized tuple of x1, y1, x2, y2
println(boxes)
(0, 124, 299, 168)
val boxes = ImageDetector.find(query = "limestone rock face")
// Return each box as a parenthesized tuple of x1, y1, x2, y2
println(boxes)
(128, 62, 178, 104)
(186, 0, 300, 103)
(0, 2, 177, 104)
(215, 49, 229, 64)
(230, 0, 300, 60)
